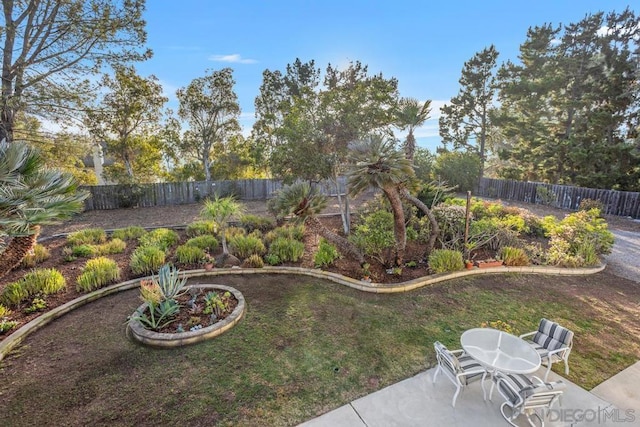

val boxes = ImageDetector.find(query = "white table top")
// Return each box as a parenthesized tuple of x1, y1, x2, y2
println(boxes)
(461, 328, 541, 374)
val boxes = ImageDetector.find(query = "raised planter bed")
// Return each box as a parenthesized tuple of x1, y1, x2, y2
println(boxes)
(127, 284, 245, 348)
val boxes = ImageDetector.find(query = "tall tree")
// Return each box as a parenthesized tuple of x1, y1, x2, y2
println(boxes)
(85, 66, 168, 183)
(1, 0, 150, 143)
(395, 97, 431, 162)
(0, 141, 87, 278)
(494, 9, 640, 190)
(176, 68, 241, 183)
(439, 45, 499, 177)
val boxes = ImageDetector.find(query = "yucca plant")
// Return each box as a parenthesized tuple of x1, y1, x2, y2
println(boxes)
(130, 246, 166, 275)
(76, 257, 121, 292)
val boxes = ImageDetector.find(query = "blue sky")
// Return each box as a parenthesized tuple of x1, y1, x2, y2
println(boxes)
(137, 0, 635, 152)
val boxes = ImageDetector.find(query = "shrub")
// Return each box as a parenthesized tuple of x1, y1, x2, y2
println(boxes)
(24, 298, 47, 314)
(175, 245, 206, 264)
(268, 237, 305, 262)
(20, 244, 50, 267)
(111, 226, 146, 241)
(265, 224, 305, 244)
(0, 304, 11, 318)
(240, 214, 275, 233)
(536, 187, 556, 205)
(93, 238, 127, 256)
(579, 198, 604, 213)
(543, 209, 614, 264)
(76, 257, 121, 292)
(242, 254, 265, 268)
(468, 218, 518, 252)
(432, 204, 468, 249)
(314, 238, 340, 268)
(349, 210, 395, 265)
(130, 246, 166, 275)
(71, 244, 95, 257)
(499, 246, 530, 266)
(185, 235, 219, 253)
(428, 249, 464, 273)
(0, 319, 18, 334)
(264, 253, 281, 265)
(23, 268, 66, 295)
(229, 234, 266, 259)
(186, 220, 217, 237)
(0, 282, 29, 307)
(138, 228, 179, 252)
(67, 228, 107, 246)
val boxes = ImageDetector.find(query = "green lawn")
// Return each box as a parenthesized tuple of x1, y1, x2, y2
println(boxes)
(0, 271, 638, 426)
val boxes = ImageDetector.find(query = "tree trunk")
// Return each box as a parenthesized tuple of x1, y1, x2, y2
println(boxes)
(401, 189, 439, 255)
(0, 226, 40, 280)
(306, 216, 364, 265)
(405, 131, 416, 163)
(382, 186, 406, 267)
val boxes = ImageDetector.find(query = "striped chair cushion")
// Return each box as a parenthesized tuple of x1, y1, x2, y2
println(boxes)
(457, 354, 485, 385)
(533, 318, 573, 352)
(497, 373, 535, 405)
(435, 341, 461, 373)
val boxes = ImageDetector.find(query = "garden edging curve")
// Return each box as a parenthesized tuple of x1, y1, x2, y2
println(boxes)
(0, 263, 606, 361)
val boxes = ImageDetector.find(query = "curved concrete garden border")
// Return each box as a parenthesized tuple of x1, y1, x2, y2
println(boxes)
(0, 263, 605, 361)
(127, 284, 245, 348)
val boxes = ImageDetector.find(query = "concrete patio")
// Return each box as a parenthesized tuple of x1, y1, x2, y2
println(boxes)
(299, 363, 640, 427)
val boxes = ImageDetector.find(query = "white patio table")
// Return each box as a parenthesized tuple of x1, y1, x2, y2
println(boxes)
(461, 328, 541, 400)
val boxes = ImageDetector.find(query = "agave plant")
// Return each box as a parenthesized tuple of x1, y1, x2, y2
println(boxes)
(152, 264, 187, 300)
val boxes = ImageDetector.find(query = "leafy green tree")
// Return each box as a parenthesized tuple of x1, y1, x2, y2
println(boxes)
(0, 141, 87, 278)
(413, 147, 436, 182)
(348, 135, 413, 266)
(0, 0, 150, 143)
(268, 182, 364, 264)
(395, 97, 431, 162)
(494, 9, 640, 190)
(433, 151, 482, 192)
(439, 45, 499, 177)
(176, 68, 241, 183)
(13, 114, 97, 184)
(85, 66, 168, 183)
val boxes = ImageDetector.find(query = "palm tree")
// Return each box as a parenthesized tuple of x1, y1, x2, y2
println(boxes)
(0, 141, 87, 279)
(269, 182, 364, 265)
(394, 97, 431, 162)
(347, 135, 414, 266)
(199, 195, 244, 257)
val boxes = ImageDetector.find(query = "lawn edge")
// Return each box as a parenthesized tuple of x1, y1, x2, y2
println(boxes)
(0, 263, 605, 361)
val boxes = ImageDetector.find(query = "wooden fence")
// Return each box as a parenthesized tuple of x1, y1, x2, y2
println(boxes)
(82, 178, 348, 211)
(477, 178, 640, 219)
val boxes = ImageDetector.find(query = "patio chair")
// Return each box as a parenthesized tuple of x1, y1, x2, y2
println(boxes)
(520, 318, 574, 381)
(432, 341, 487, 407)
(493, 372, 565, 427)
